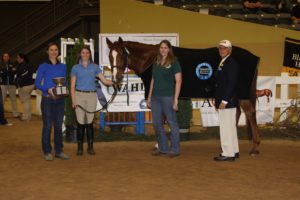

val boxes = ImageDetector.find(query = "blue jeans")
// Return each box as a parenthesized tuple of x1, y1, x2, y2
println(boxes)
(41, 97, 65, 155)
(151, 96, 180, 154)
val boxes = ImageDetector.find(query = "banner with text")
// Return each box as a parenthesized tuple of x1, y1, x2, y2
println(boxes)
(199, 76, 276, 127)
(282, 37, 300, 76)
(97, 74, 150, 112)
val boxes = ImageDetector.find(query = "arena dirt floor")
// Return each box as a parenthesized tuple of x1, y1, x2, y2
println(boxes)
(1, 99, 300, 200)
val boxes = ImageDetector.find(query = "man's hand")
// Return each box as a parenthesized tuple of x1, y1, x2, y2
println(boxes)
(219, 102, 226, 109)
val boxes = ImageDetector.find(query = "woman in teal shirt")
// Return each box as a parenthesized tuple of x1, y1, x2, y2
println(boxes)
(147, 40, 182, 157)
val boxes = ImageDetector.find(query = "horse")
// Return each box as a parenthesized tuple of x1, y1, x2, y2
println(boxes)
(256, 89, 273, 103)
(106, 37, 260, 156)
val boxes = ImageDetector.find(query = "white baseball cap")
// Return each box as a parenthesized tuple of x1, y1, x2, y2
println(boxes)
(218, 40, 232, 48)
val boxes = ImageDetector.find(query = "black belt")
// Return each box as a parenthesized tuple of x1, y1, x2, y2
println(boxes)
(42, 95, 63, 99)
(76, 89, 96, 93)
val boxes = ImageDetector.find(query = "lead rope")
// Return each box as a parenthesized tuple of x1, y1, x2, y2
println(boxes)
(126, 67, 129, 106)
(76, 81, 118, 114)
(124, 47, 130, 106)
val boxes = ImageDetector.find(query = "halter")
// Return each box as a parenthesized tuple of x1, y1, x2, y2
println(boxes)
(123, 46, 130, 106)
(77, 46, 131, 113)
(110, 46, 129, 76)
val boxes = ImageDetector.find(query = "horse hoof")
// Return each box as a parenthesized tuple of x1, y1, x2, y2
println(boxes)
(249, 149, 260, 156)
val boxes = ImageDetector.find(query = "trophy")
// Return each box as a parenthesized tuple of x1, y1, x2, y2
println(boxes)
(52, 77, 69, 96)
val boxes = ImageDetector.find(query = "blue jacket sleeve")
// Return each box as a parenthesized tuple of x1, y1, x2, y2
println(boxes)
(63, 64, 68, 86)
(34, 64, 47, 94)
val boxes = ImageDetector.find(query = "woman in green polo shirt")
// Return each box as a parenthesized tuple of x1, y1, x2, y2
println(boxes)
(147, 40, 182, 158)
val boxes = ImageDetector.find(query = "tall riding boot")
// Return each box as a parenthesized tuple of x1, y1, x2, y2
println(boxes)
(76, 124, 85, 155)
(86, 123, 95, 155)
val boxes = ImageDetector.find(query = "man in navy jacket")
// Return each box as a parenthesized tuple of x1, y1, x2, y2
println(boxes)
(214, 40, 239, 162)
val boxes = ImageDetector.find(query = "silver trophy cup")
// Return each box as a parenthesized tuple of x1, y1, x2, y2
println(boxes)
(52, 77, 68, 96)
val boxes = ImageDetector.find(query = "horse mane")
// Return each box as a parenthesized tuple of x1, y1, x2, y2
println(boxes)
(123, 41, 158, 74)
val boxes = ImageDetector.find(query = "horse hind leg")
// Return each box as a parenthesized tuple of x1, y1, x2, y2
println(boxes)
(239, 100, 261, 156)
(236, 106, 252, 140)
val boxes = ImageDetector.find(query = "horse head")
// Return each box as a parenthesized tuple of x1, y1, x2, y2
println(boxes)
(106, 37, 129, 84)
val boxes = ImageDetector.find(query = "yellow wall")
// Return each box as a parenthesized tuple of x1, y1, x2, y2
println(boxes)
(100, 0, 300, 76)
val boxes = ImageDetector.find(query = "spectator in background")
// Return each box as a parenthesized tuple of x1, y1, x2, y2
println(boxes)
(15, 53, 35, 122)
(276, 0, 292, 13)
(0, 53, 19, 117)
(0, 86, 12, 126)
(291, 0, 300, 24)
(243, 0, 263, 13)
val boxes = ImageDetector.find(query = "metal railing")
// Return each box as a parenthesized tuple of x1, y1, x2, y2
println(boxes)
(99, 112, 153, 135)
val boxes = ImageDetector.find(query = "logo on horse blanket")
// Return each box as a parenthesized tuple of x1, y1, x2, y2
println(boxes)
(195, 62, 213, 80)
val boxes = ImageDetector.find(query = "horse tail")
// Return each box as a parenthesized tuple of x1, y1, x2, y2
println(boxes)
(250, 69, 258, 108)
(246, 119, 253, 141)
(248, 68, 258, 141)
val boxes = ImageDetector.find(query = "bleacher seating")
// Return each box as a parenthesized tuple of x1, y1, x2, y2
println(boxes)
(293, 23, 300, 30)
(275, 23, 295, 30)
(260, 13, 277, 25)
(181, 4, 200, 12)
(276, 13, 292, 24)
(261, 3, 277, 14)
(157, 0, 299, 31)
(227, 0, 243, 3)
(227, 4, 244, 14)
(244, 13, 261, 23)
(210, 4, 229, 16)
(226, 13, 244, 20)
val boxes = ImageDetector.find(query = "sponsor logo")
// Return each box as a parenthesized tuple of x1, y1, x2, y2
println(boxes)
(195, 62, 213, 80)
(139, 99, 148, 109)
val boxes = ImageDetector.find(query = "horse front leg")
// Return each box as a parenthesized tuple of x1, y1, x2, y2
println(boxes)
(239, 100, 260, 156)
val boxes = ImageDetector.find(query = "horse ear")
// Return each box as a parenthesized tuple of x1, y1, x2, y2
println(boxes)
(106, 38, 113, 49)
(118, 37, 124, 44)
